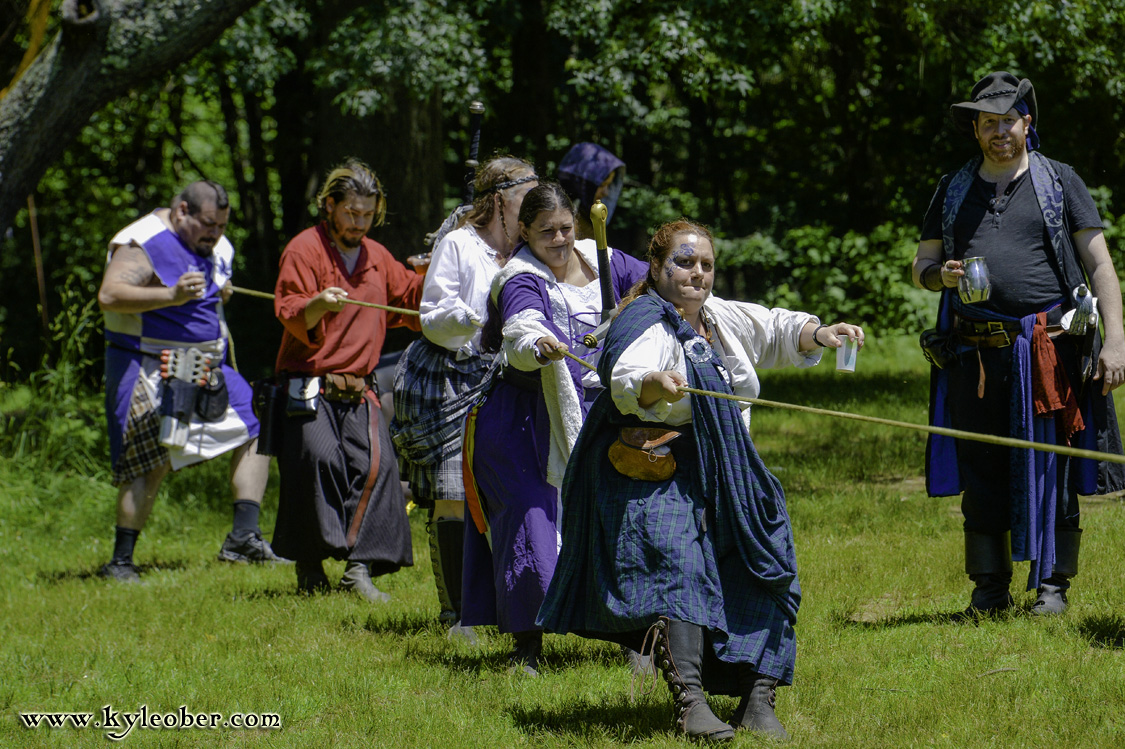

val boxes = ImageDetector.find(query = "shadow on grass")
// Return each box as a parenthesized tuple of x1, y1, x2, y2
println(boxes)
(509, 694, 672, 743)
(830, 605, 1032, 629)
(1075, 612, 1125, 649)
(402, 630, 629, 676)
(362, 611, 448, 636)
(42, 558, 190, 583)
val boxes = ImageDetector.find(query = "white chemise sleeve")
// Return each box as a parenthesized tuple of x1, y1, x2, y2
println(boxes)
(709, 296, 821, 370)
(419, 229, 489, 351)
(608, 319, 692, 426)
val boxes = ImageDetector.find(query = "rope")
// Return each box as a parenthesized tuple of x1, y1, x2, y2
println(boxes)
(555, 349, 1125, 466)
(230, 285, 420, 316)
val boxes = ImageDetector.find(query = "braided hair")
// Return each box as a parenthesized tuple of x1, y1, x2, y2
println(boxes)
(463, 156, 537, 239)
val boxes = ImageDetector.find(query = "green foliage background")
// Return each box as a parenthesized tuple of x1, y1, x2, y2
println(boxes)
(5, 0, 1125, 380)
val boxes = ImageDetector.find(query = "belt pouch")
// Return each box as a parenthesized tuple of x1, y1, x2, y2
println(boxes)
(287, 376, 320, 416)
(919, 328, 955, 369)
(158, 379, 197, 448)
(607, 427, 682, 481)
(322, 372, 366, 404)
(194, 368, 229, 422)
(253, 380, 286, 455)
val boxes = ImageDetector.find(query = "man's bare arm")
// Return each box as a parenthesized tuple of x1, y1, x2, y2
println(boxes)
(98, 242, 205, 313)
(1074, 228, 1125, 394)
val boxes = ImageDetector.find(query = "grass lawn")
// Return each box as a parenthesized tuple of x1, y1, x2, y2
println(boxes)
(3, 334, 1125, 747)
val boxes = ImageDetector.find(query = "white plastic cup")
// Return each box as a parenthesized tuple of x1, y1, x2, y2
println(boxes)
(836, 337, 858, 373)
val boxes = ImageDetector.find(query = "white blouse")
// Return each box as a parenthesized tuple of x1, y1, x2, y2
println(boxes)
(503, 239, 606, 389)
(610, 291, 821, 426)
(420, 225, 504, 355)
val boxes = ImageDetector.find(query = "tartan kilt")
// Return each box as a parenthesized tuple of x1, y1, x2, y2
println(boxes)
(390, 338, 498, 504)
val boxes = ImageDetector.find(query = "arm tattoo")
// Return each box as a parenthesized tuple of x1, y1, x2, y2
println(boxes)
(107, 243, 156, 287)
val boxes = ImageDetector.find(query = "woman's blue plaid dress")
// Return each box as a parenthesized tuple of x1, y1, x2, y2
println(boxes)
(538, 293, 801, 688)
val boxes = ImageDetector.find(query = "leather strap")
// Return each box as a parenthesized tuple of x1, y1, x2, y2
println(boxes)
(346, 389, 381, 548)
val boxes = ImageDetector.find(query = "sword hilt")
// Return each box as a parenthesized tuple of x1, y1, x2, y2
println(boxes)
(462, 101, 485, 206)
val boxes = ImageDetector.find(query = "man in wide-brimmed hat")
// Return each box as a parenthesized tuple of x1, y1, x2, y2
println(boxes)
(911, 71, 1125, 617)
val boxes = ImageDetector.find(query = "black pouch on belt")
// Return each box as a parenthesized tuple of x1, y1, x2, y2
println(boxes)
(160, 378, 198, 423)
(919, 328, 956, 369)
(194, 368, 229, 422)
(252, 379, 286, 456)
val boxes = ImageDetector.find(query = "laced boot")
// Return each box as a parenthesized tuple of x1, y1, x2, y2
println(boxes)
(963, 530, 1013, 616)
(430, 516, 476, 643)
(1033, 527, 1080, 616)
(731, 666, 788, 740)
(651, 617, 735, 742)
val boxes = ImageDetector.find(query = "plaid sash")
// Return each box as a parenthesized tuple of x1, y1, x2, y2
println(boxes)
(594, 294, 800, 621)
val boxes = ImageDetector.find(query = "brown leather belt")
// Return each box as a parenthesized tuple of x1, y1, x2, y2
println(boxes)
(322, 372, 377, 403)
(957, 324, 1065, 349)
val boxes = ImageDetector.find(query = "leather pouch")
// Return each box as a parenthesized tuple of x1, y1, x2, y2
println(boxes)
(322, 372, 367, 404)
(607, 427, 682, 481)
(287, 376, 320, 416)
(919, 328, 955, 369)
(194, 368, 229, 422)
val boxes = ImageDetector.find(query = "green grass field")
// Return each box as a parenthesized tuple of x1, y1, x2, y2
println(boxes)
(3, 334, 1125, 747)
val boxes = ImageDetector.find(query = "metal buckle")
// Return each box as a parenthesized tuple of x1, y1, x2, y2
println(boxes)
(986, 321, 1011, 346)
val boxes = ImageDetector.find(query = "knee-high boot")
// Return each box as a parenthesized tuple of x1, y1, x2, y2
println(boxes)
(964, 530, 1013, 613)
(1033, 527, 1080, 616)
(426, 516, 456, 622)
(651, 617, 735, 742)
(429, 516, 476, 641)
(730, 665, 788, 739)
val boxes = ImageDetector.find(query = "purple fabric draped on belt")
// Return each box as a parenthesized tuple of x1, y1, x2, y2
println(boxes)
(1010, 314, 1057, 589)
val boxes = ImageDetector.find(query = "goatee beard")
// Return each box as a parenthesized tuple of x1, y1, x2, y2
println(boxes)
(985, 137, 1025, 165)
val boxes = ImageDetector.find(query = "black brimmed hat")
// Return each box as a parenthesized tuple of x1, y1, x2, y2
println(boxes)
(950, 71, 1036, 135)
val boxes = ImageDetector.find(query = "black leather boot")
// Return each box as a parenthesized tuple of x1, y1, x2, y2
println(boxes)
(731, 666, 788, 740)
(964, 530, 1013, 615)
(427, 514, 457, 623)
(652, 617, 735, 742)
(1033, 527, 1080, 616)
(429, 516, 476, 641)
(509, 630, 542, 676)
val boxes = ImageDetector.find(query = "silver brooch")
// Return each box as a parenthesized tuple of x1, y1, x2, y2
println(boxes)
(683, 336, 713, 364)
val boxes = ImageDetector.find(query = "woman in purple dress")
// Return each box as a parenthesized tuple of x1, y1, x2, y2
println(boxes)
(461, 183, 646, 674)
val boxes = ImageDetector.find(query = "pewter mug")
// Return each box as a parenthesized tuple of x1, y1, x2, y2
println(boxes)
(958, 256, 991, 304)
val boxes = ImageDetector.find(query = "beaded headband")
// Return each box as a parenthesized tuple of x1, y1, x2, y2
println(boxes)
(477, 174, 539, 198)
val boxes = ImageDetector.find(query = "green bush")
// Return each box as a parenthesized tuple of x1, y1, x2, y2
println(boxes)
(0, 279, 108, 477)
(714, 221, 934, 335)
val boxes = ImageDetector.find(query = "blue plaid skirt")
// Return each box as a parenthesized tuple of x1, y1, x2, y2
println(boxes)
(538, 411, 798, 688)
(390, 338, 498, 505)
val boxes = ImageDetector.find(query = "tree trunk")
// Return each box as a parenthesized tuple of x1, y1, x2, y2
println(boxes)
(0, 0, 264, 238)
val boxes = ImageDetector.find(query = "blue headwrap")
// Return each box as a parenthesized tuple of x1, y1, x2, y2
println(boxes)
(1013, 99, 1040, 151)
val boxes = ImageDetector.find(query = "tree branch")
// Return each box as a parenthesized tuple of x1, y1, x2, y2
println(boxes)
(0, 0, 264, 239)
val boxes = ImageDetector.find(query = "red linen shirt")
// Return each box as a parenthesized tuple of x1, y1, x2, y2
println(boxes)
(274, 224, 422, 375)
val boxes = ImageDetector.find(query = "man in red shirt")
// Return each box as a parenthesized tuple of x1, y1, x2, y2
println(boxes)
(271, 159, 423, 600)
